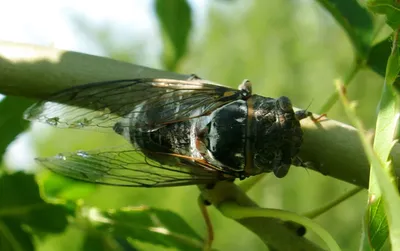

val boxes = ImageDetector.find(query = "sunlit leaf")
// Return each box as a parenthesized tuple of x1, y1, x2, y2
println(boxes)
(0, 97, 33, 165)
(366, 197, 389, 250)
(316, 0, 374, 57)
(366, 0, 400, 29)
(366, 31, 400, 250)
(41, 172, 96, 200)
(372, 51, 400, 155)
(155, 0, 192, 70)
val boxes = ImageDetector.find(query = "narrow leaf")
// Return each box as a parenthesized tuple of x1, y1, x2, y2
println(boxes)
(367, 36, 400, 250)
(155, 0, 192, 70)
(317, 0, 374, 57)
(366, 197, 389, 250)
(366, 0, 400, 29)
(82, 232, 138, 251)
(367, 38, 392, 77)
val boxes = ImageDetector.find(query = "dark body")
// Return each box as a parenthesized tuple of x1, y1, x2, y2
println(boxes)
(118, 94, 303, 179)
(25, 78, 307, 187)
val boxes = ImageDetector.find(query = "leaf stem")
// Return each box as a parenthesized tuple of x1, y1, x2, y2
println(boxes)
(391, 29, 399, 55)
(303, 187, 363, 219)
(238, 173, 268, 192)
(319, 59, 363, 114)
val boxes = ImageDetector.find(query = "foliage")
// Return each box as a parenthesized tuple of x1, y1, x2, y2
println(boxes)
(1, 0, 400, 250)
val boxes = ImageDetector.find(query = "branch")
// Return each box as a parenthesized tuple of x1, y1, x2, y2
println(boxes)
(298, 116, 400, 189)
(1, 41, 398, 189)
(0, 41, 188, 98)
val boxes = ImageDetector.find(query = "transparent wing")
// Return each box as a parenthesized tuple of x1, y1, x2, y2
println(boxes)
(36, 145, 224, 187)
(24, 78, 243, 132)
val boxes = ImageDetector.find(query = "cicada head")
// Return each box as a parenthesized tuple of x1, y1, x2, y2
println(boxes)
(251, 95, 304, 178)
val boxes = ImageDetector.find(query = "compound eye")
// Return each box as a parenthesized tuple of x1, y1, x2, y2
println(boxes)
(277, 96, 293, 112)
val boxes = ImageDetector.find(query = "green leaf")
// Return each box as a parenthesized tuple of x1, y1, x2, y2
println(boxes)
(366, 197, 389, 250)
(155, 0, 192, 70)
(0, 97, 34, 165)
(82, 233, 111, 251)
(82, 206, 204, 251)
(366, 33, 400, 250)
(366, 0, 400, 29)
(82, 233, 138, 251)
(337, 77, 400, 250)
(0, 218, 34, 251)
(372, 48, 400, 156)
(367, 38, 392, 77)
(316, 0, 374, 57)
(0, 172, 68, 233)
(385, 47, 400, 85)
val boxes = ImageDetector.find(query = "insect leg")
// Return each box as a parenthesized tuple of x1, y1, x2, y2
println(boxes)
(295, 110, 312, 120)
(295, 110, 327, 122)
(292, 156, 306, 167)
(310, 113, 327, 122)
(294, 156, 329, 176)
(197, 195, 214, 251)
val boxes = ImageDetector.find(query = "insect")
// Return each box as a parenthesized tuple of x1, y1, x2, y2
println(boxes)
(24, 76, 310, 187)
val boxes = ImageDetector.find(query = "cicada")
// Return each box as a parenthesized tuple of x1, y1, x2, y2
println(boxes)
(24, 76, 310, 187)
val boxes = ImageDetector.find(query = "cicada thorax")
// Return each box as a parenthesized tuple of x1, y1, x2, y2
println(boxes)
(194, 94, 304, 179)
(194, 100, 247, 173)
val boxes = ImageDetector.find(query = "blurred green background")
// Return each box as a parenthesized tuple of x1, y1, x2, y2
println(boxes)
(0, 0, 389, 250)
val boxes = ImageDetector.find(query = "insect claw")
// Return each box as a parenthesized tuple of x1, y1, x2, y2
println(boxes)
(203, 199, 212, 206)
(311, 113, 327, 122)
(188, 74, 202, 80)
(238, 79, 252, 95)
